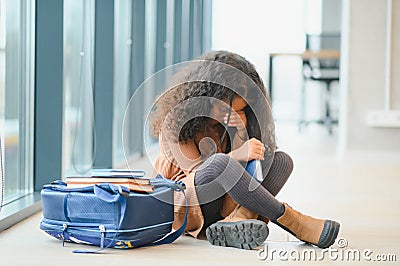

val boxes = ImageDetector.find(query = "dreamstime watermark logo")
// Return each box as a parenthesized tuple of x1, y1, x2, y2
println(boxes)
(257, 238, 397, 262)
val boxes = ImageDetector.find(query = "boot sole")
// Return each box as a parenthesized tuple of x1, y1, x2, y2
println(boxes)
(317, 220, 340, 248)
(205, 219, 268, 250)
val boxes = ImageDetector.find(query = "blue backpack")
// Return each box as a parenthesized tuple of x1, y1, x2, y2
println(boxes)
(40, 174, 187, 253)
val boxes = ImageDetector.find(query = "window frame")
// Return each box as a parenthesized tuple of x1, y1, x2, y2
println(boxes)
(0, 0, 213, 232)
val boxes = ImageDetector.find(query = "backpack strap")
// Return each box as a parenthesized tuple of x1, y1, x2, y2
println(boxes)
(146, 188, 188, 247)
(135, 174, 188, 247)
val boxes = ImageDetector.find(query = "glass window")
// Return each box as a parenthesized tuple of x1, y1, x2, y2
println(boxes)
(113, 0, 133, 166)
(123, 0, 159, 161)
(63, 0, 95, 176)
(165, 0, 175, 67)
(145, 0, 157, 81)
(144, 0, 159, 148)
(121, 0, 166, 167)
(0, 0, 34, 204)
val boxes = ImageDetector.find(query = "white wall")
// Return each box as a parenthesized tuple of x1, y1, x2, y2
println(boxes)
(339, 0, 400, 153)
(211, 0, 306, 79)
(321, 0, 342, 33)
(392, 0, 400, 107)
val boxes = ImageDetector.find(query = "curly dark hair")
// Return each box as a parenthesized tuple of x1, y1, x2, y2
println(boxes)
(150, 50, 276, 156)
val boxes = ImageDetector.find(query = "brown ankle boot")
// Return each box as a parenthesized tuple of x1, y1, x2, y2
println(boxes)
(206, 205, 269, 250)
(273, 203, 340, 248)
(221, 204, 258, 221)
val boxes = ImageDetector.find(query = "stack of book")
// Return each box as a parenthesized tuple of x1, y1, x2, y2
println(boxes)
(65, 169, 154, 192)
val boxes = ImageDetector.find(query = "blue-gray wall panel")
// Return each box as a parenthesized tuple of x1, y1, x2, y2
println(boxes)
(34, 0, 64, 190)
(93, 0, 114, 168)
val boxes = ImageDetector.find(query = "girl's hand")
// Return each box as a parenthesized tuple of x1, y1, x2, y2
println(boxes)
(224, 110, 246, 131)
(228, 138, 265, 162)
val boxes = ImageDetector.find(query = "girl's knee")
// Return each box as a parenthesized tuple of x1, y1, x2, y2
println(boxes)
(274, 151, 294, 174)
(208, 153, 231, 165)
(200, 153, 236, 176)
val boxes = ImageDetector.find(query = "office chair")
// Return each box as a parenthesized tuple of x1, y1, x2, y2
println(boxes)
(300, 33, 340, 135)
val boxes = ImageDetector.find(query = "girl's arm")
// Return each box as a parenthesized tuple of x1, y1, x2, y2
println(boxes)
(160, 133, 203, 176)
(224, 110, 248, 150)
(225, 110, 265, 162)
